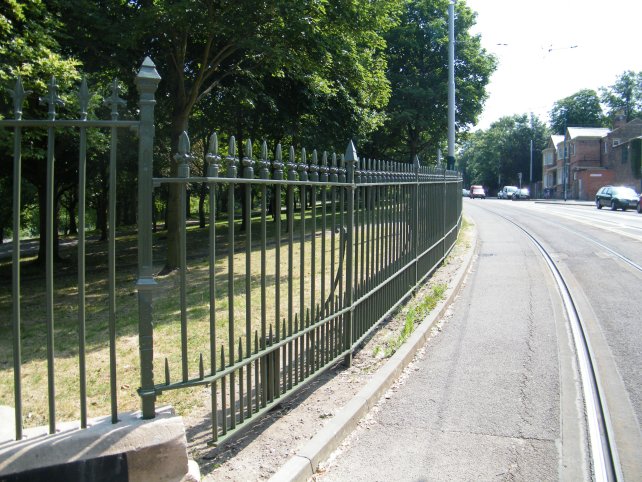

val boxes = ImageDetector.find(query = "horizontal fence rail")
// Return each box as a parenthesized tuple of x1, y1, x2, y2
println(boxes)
(140, 131, 462, 443)
(1, 58, 160, 441)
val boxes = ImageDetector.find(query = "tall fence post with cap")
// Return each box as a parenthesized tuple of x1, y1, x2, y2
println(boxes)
(343, 141, 357, 367)
(135, 57, 161, 419)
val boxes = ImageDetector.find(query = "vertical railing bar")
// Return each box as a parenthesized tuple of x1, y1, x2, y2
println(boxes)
(273, 144, 283, 398)
(221, 348, 227, 435)
(104, 78, 127, 424)
(239, 340, 244, 424)
(320, 152, 328, 366)
(107, 106, 120, 421)
(321, 180, 327, 365)
(10, 78, 25, 439)
(310, 151, 318, 373)
(226, 137, 238, 427)
(329, 153, 338, 356)
(206, 133, 220, 440)
(45, 117, 56, 435)
(175, 132, 191, 382)
(75, 79, 92, 429)
(343, 142, 357, 365)
(242, 140, 254, 419)
(259, 142, 269, 408)
(338, 155, 345, 335)
(78, 120, 88, 428)
(287, 147, 296, 389)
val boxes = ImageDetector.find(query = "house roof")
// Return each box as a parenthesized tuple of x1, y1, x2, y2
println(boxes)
(551, 135, 564, 147)
(567, 127, 610, 139)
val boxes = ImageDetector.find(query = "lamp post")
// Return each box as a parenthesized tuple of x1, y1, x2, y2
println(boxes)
(447, 0, 456, 170)
(562, 116, 569, 202)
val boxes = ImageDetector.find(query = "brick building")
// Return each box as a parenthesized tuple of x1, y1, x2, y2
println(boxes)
(541, 119, 642, 200)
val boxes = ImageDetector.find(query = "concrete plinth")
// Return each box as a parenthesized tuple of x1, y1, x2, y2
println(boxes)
(0, 406, 197, 482)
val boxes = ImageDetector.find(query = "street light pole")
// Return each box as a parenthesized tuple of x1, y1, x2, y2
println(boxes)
(563, 117, 567, 201)
(447, 0, 456, 170)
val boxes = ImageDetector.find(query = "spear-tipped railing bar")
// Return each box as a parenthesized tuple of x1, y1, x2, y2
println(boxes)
(105, 78, 127, 423)
(272, 144, 284, 399)
(175, 131, 192, 382)
(78, 78, 90, 428)
(226, 136, 238, 424)
(286, 145, 297, 389)
(259, 141, 269, 408)
(9, 77, 29, 441)
(205, 132, 220, 439)
(242, 138, 254, 420)
(40, 76, 64, 434)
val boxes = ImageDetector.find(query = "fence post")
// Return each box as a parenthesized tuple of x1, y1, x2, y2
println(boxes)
(343, 141, 357, 367)
(135, 57, 161, 419)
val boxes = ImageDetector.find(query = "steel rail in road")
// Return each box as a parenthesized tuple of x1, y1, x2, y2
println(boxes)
(498, 213, 622, 482)
(529, 217, 642, 275)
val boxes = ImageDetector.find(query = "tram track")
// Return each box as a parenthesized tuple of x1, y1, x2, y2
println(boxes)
(492, 209, 622, 481)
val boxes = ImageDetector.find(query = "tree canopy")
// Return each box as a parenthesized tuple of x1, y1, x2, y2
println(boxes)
(549, 89, 605, 134)
(1, 0, 496, 269)
(600, 70, 642, 124)
(363, 0, 496, 162)
(459, 114, 549, 192)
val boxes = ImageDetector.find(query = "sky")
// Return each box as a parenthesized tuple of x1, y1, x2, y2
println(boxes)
(464, 0, 642, 130)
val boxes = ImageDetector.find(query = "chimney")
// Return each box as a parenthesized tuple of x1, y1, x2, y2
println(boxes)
(613, 110, 627, 129)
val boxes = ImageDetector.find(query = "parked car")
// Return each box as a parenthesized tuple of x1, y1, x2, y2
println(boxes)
(498, 185, 518, 199)
(511, 188, 530, 200)
(462, 188, 470, 197)
(469, 185, 486, 199)
(638, 193, 642, 214)
(595, 186, 639, 211)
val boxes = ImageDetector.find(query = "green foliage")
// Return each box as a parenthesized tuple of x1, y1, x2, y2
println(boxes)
(459, 114, 549, 191)
(364, 0, 496, 163)
(600, 70, 642, 124)
(549, 89, 606, 134)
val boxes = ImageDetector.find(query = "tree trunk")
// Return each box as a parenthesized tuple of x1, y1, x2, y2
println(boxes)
(163, 108, 190, 274)
(67, 199, 78, 235)
(36, 184, 61, 266)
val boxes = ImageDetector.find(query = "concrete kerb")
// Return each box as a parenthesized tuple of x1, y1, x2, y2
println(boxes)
(0, 405, 198, 482)
(534, 200, 594, 207)
(269, 223, 480, 482)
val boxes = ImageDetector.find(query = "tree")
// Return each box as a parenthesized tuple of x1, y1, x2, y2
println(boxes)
(459, 114, 548, 191)
(600, 70, 642, 124)
(549, 89, 605, 134)
(364, 0, 496, 163)
(99, 0, 397, 270)
(0, 0, 84, 263)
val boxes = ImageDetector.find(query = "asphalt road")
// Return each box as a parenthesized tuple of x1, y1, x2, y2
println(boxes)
(480, 198, 642, 478)
(316, 199, 594, 481)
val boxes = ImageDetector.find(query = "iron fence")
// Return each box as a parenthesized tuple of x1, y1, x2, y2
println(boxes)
(2, 57, 462, 444)
(1, 59, 158, 440)
(142, 132, 462, 443)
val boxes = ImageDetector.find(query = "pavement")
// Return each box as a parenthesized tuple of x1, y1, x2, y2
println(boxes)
(269, 204, 588, 481)
(269, 217, 480, 482)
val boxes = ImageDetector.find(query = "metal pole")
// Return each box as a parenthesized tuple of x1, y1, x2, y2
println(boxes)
(447, 0, 456, 170)
(530, 139, 533, 183)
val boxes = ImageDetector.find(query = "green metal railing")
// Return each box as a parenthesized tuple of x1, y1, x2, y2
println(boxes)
(3, 57, 462, 445)
(140, 128, 462, 443)
(2, 58, 157, 440)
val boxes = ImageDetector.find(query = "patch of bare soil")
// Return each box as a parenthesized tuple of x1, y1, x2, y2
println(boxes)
(184, 219, 475, 481)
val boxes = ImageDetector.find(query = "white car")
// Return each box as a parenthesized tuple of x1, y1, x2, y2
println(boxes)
(498, 185, 518, 199)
